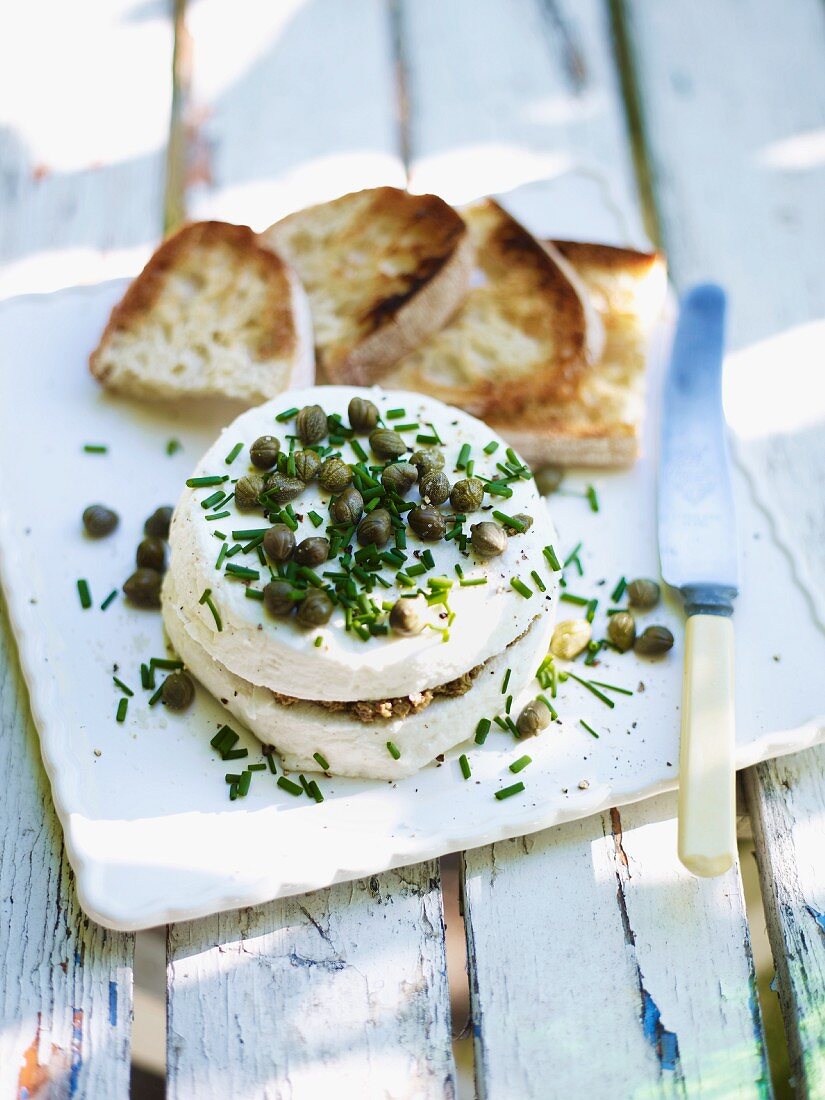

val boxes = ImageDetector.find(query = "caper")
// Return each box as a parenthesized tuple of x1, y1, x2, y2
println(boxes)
(234, 474, 265, 510)
(293, 449, 321, 482)
(357, 508, 392, 548)
(419, 471, 450, 505)
(382, 462, 417, 496)
(82, 504, 119, 538)
(516, 700, 551, 738)
(389, 596, 427, 636)
(318, 457, 352, 494)
(450, 477, 484, 512)
(607, 610, 636, 652)
(263, 579, 298, 617)
(296, 404, 328, 445)
(550, 619, 592, 660)
(136, 536, 166, 572)
(265, 472, 304, 504)
(348, 395, 379, 433)
(409, 505, 447, 542)
(627, 578, 661, 610)
(370, 428, 407, 459)
(297, 589, 334, 627)
(470, 521, 507, 558)
(504, 513, 534, 535)
(144, 506, 173, 539)
(263, 524, 295, 562)
(634, 625, 674, 657)
(293, 537, 330, 567)
(330, 487, 364, 526)
(533, 464, 564, 495)
(249, 435, 280, 469)
(161, 671, 195, 712)
(410, 448, 445, 477)
(123, 567, 162, 608)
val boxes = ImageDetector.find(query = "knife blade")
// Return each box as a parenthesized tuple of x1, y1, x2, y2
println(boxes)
(658, 283, 737, 878)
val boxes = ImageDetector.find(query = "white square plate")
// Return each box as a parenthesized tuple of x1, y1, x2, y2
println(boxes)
(0, 280, 822, 930)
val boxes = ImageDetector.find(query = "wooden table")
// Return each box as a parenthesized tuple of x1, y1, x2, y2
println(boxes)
(2, 1, 824, 1095)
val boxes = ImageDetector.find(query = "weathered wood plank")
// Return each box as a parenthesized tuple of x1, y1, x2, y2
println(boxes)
(167, 866, 455, 1099)
(623, 0, 825, 1092)
(464, 795, 769, 1098)
(0, 0, 173, 1091)
(400, 1, 770, 1093)
(167, 4, 455, 1094)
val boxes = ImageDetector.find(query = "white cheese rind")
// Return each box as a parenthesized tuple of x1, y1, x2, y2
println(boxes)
(164, 573, 554, 780)
(167, 385, 557, 702)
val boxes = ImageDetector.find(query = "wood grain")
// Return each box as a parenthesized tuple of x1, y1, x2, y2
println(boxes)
(167, 866, 455, 1099)
(623, 0, 825, 1092)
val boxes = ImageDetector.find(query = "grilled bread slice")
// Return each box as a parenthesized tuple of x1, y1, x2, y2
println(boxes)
(261, 187, 473, 385)
(384, 199, 604, 418)
(90, 221, 313, 404)
(491, 241, 668, 466)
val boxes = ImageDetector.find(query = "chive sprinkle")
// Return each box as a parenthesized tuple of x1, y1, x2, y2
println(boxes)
(314, 635, 323, 648)
(277, 776, 303, 796)
(530, 570, 547, 593)
(563, 541, 583, 568)
(265, 752, 278, 774)
(560, 592, 589, 606)
(150, 657, 183, 671)
(386, 407, 406, 419)
(232, 527, 268, 540)
(245, 587, 265, 601)
(236, 770, 251, 797)
(215, 544, 229, 570)
(350, 438, 368, 462)
(589, 679, 634, 697)
(567, 672, 615, 708)
(83, 443, 107, 454)
(485, 481, 514, 498)
(510, 577, 532, 599)
(586, 484, 600, 512)
(505, 694, 513, 714)
(308, 510, 324, 528)
(537, 694, 558, 720)
(206, 510, 231, 521)
(483, 440, 500, 455)
(509, 755, 531, 773)
(276, 406, 298, 422)
(225, 441, 244, 465)
(247, 763, 267, 772)
(167, 438, 182, 456)
(225, 563, 259, 580)
(501, 668, 512, 694)
(186, 475, 227, 487)
(200, 589, 222, 631)
(456, 442, 471, 470)
(495, 781, 525, 801)
(313, 751, 330, 771)
(201, 490, 225, 510)
(116, 697, 128, 723)
(147, 683, 164, 707)
(580, 719, 600, 738)
(459, 754, 472, 780)
(586, 599, 598, 623)
(224, 748, 248, 761)
(543, 545, 562, 571)
(113, 676, 133, 697)
(387, 741, 401, 760)
(100, 589, 117, 611)
(475, 718, 491, 745)
(416, 433, 439, 445)
(493, 510, 528, 533)
(140, 663, 153, 690)
(77, 579, 92, 609)
(611, 576, 627, 602)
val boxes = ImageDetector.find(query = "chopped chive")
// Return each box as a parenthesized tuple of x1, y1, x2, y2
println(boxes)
(560, 592, 589, 606)
(116, 697, 128, 723)
(611, 576, 627, 602)
(459, 576, 487, 587)
(210, 725, 238, 751)
(247, 763, 267, 772)
(201, 589, 222, 631)
(563, 542, 583, 567)
(186, 475, 227, 487)
(580, 719, 600, 739)
(215, 544, 229, 570)
(231, 528, 268, 540)
(225, 563, 260, 580)
(223, 748, 249, 761)
(475, 718, 492, 744)
(224, 441, 244, 466)
(206, 511, 231, 521)
(307, 780, 324, 803)
(314, 635, 323, 648)
(386, 407, 406, 419)
(229, 782, 239, 801)
(313, 751, 330, 771)
(149, 657, 183, 671)
(113, 676, 133, 697)
(237, 770, 252, 797)
(421, 549, 435, 569)
(589, 679, 634, 697)
(201, 490, 225, 510)
(456, 443, 471, 470)
(459, 754, 472, 780)
(298, 773, 312, 797)
(213, 530, 227, 541)
(483, 440, 500, 455)
(493, 510, 528, 533)
(83, 443, 107, 454)
(501, 668, 511, 694)
(505, 694, 513, 714)
(495, 781, 525, 801)
(543, 545, 562, 571)
(280, 511, 299, 531)
(537, 694, 558, 720)
(386, 741, 401, 760)
(265, 751, 278, 774)
(225, 773, 242, 783)
(493, 716, 508, 731)
(77, 579, 92, 609)
(140, 663, 153, 690)
(350, 439, 368, 462)
(504, 717, 520, 737)
(509, 755, 531, 774)
(485, 481, 514, 498)
(394, 423, 419, 432)
(415, 433, 439, 445)
(167, 438, 182, 456)
(586, 599, 598, 623)
(308, 511, 324, 528)
(276, 406, 298, 422)
(586, 484, 599, 512)
(567, 672, 615, 708)
(510, 577, 532, 599)
(100, 589, 117, 611)
(147, 683, 164, 707)
(530, 570, 547, 593)
(277, 776, 303, 796)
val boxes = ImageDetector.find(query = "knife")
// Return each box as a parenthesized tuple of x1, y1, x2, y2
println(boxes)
(658, 283, 738, 877)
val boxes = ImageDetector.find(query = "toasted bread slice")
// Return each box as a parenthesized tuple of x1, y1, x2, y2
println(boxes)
(492, 241, 668, 467)
(261, 187, 473, 385)
(90, 221, 314, 404)
(384, 200, 603, 418)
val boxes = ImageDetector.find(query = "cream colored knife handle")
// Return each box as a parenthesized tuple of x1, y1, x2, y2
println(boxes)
(677, 613, 736, 877)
